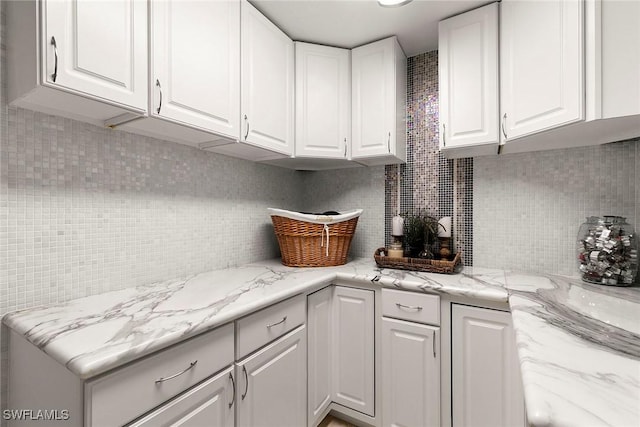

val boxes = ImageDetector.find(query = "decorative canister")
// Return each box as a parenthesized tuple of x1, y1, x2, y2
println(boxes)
(577, 216, 638, 286)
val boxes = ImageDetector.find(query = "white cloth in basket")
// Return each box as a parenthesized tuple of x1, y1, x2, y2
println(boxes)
(267, 208, 362, 224)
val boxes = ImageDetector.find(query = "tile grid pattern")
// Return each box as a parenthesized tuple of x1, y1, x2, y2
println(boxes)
(474, 139, 639, 277)
(300, 166, 385, 259)
(386, 51, 474, 265)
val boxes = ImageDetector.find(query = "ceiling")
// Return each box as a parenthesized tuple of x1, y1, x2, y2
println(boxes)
(250, 0, 490, 57)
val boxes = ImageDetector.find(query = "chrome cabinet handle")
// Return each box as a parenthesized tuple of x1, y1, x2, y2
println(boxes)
(50, 36, 58, 82)
(442, 123, 446, 147)
(432, 330, 436, 357)
(229, 372, 236, 409)
(344, 138, 347, 157)
(155, 360, 197, 384)
(396, 303, 423, 311)
(266, 316, 287, 328)
(156, 79, 163, 114)
(241, 365, 249, 400)
(501, 113, 507, 139)
(244, 115, 250, 140)
(387, 132, 391, 153)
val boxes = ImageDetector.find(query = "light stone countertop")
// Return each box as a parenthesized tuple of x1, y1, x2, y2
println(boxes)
(3, 258, 639, 427)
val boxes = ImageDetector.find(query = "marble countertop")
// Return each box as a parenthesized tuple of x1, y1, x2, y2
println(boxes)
(4, 258, 639, 426)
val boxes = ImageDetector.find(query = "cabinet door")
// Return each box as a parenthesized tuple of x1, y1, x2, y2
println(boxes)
(307, 287, 333, 426)
(128, 367, 235, 427)
(332, 286, 375, 417)
(439, 3, 499, 154)
(236, 326, 306, 427)
(43, 0, 147, 110)
(295, 42, 350, 159)
(451, 305, 525, 427)
(500, 0, 584, 141)
(351, 38, 397, 159)
(382, 318, 440, 427)
(241, 0, 294, 156)
(151, 0, 239, 138)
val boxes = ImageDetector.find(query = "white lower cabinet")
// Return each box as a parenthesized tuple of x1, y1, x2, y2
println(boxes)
(332, 286, 375, 417)
(451, 304, 526, 427)
(127, 367, 235, 427)
(307, 287, 334, 426)
(235, 325, 307, 427)
(307, 285, 376, 426)
(382, 318, 440, 427)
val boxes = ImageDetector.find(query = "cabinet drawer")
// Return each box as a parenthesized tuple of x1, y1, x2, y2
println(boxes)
(236, 294, 305, 359)
(382, 289, 440, 325)
(86, 323, 234, 427)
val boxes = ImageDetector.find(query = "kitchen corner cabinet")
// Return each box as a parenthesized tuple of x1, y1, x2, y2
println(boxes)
(295, 42, 351, 160)
(438, 2, 499, 159)
(332, 286, 375, 417)
(351, 36, 407, 166)
(307, 286, 375, 426)
(451, 304, 526, 427)
(500, 0, 584, 141)
(308, 287, 334, 427)
(120, 0, 240, 146)
(6, 0, 148, 125)
(235, 326, 307, 427)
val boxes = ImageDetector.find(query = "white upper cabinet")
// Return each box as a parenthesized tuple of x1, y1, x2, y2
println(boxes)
(295, 42, 351, 160)
(240, 0, 294, 156)
(150, 0, 240, 139)
(438, 2, 499, 158)
(43, 0, 147, 111)
(500, 0, 584, 141)
(351, 36, 407, 166)
(499, 0, 640, 153)
(7, 0, 147, 124)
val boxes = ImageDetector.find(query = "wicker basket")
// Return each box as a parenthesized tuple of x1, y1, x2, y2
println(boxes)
(269, 209, 361, 267)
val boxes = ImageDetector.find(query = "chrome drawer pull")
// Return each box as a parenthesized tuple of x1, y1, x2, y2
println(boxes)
(154, 360, 197, 384)
(241, 365, 249, 400)
(50, 36, 58, 82)
(229, 372, 236, 408)
(396, 303, 423, 311)
(266, 316, 287, 328)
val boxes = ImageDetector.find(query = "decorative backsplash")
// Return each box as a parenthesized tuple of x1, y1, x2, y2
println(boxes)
(474, 138, 639, 276)
(385, 51, 474, 266)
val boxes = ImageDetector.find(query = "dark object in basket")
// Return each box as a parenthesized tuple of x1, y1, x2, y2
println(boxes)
(374, 248, 462, 274)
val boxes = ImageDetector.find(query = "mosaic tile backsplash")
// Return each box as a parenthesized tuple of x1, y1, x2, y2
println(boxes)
(474, 139, 639, 276)
(385, 51, 474, 265)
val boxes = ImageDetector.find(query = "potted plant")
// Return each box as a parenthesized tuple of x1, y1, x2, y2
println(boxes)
(403, 211, 443, 259)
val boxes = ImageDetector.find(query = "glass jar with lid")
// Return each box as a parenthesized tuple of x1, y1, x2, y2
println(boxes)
(577, 216, 638, 286)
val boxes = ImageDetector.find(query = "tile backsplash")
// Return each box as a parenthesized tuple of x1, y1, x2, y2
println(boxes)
(474, 139, 639, 276)
(385, 51, 474, 265)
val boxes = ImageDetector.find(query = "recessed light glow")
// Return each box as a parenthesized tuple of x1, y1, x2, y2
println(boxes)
(378, 0, 413, 7)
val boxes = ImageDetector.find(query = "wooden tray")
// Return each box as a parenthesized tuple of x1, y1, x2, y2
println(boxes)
(373, 247, 462, 274)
